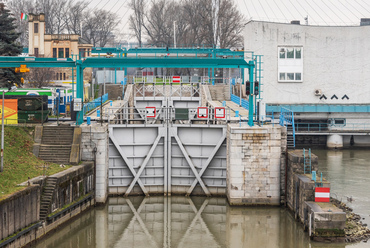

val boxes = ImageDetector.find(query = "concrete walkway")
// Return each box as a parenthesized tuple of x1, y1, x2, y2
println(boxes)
(208, 100, 249, 121)
(86, 100, 125, 120)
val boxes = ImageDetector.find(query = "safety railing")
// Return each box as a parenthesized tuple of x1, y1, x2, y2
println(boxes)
(295, 122, 370, 132)
(230, 94, 249, 109)
(83, 93, 108, 115)
(105, 106, 233, 125)
(280, 107, 295, 148)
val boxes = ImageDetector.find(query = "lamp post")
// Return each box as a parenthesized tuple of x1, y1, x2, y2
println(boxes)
(1, 85, 17, 172)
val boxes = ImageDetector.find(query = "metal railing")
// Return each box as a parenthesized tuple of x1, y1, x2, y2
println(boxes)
(83, 93, 108, 115)
(106, 106, 233, 125)
(280, 107, 295, 148)
(295, 122, 370, 132)
(230, 94, 249, 109)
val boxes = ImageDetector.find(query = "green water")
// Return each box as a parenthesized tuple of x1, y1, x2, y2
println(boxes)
(33, 149, 370, 248)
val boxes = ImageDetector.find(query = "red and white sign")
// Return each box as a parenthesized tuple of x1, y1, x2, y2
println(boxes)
(215, 107, 225, 118)
(172, 76, 181, 83)
(315, 187, 330, 202)
(197, 107, 208, 118)
(146, 107, 156, 118)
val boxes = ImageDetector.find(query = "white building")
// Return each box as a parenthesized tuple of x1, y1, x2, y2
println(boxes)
(244, 21, 370, 147)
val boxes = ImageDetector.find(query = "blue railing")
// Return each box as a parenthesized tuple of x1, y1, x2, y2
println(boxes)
(231, 94, 249, 109)
(83, 93, 108, 115)
(280, 107, 295, 148)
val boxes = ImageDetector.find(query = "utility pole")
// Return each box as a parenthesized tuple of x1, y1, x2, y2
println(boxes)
(174, 21, 176, 48)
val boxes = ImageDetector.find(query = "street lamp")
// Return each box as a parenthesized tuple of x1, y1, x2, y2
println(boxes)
(1, 85, 17, 172)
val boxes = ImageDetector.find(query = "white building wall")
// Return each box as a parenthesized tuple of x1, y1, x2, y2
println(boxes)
(244, 21, 370, 105)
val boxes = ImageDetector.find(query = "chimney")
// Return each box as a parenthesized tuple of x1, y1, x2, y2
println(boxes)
(360, 18, 370, 26)
(291, 20, 300, 25)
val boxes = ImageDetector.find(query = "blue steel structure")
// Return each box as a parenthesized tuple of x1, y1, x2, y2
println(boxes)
(0, 54, 256, 126)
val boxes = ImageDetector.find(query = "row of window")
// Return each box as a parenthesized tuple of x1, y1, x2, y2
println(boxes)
(56, 73, 67, 80)
(53, 48, 70, 58)
(279, 47, 302, 59)
(279, 72, 302, 81)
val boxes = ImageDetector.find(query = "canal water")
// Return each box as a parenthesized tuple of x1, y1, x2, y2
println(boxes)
(33, 149, 370, 248)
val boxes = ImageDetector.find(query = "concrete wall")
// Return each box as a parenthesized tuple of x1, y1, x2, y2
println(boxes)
(244, 21, 370, 105)
(226, 124, 285, 205)
(81, 124, 109, 204)
(0, 186, 40, 240)
(50, 163, 94, 213)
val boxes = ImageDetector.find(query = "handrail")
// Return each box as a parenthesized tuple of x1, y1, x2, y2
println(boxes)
(280, 107, 295, 148)
(83, 93, 108, 115)
(230, 94, 249, 109)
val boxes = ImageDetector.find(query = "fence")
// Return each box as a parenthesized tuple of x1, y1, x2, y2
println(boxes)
(83, 93, 108, 115)
(230, 94, 249, 109)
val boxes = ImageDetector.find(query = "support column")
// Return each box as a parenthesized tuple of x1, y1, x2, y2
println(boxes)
(327, 134, 343, 149)
(76, 64, 84, 125)
(248, 62, 255, 127)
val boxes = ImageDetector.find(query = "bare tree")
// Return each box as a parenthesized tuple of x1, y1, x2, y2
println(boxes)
(65, 0, 88, 35)
(129, 0, 145, 47)
(26, 68, 55, 88)
(83, 9, 118, 47)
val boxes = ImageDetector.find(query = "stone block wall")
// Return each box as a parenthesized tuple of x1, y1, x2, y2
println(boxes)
(226, 124, 285, 205)
(51, 163, 94, 212)
(286, 150, 319, 211)
(0, 186, 40, 240)
(81, 124, 109, 204)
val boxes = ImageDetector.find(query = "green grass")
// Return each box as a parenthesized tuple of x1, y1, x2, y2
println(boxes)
(0, 126, 71, 200)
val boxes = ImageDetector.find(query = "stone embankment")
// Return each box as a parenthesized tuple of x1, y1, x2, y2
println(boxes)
(331, 198, 370, 243)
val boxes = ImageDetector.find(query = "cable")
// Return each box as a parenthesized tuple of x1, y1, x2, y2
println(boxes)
(250, 0, 261, 21)
(313, 0, 338, 25)
(264, 0, 278, 22)
(354, 0, 370, 15)
(327, 0, 355, 24)
(114, 0, 128, 14)
(295, 0, 316, 25)
(257, 0, 270, 21)
(241, 0, 252, 19)
(287, 0, 305, 21)
(345, 0, 367, 17)
(304, 0, 329, 25)
(337, 0, 360, 20)
(271, 0, 288, 22)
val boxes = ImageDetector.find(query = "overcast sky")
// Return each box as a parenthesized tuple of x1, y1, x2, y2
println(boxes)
(87, 0, 370, 40)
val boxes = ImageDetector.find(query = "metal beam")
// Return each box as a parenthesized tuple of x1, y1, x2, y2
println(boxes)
(0, 57, 75, 68)
(81, 57, 252, 69)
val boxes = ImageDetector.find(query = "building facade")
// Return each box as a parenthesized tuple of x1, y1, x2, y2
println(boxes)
(28, 13, 93, 82)
(244, 21, 370, 147)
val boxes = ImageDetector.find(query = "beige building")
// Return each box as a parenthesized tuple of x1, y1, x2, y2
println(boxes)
(28, 13, 93, 82)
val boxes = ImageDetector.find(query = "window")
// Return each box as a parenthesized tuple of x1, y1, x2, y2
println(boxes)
(58, 48, 64, 58)
(278, 46, 303, 82)
(34, 23, 38, 33)
(60, 73, 62, 80)
(53, 48, 57, 58)
(56, 73, 59, 80)
(34, 48, 39, 57)
(63, 73, 66, 80)
(65, 48, 69, 58)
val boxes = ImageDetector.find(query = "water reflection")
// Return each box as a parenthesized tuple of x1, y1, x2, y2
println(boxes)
(34, 149, 370, 248)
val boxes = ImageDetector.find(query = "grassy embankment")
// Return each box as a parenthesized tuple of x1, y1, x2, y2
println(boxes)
(0, 126, 71, 200)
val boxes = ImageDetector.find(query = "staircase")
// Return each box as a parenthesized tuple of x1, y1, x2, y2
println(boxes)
(38, 126, 74, 164)
(39, 177, 57, 221)
(287, 124, 295, 149)
(303, 148, 312, 174)
(208, 85, 230, 101)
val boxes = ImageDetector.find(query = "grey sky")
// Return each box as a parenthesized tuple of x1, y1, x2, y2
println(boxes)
(87, 0, 370, 39)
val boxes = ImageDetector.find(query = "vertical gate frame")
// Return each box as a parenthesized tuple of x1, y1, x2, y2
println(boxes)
(109, 127, 149, 195)
(125, 128, 165, 196)
(186, 127, 227, 196)
(171, 128, 211, 196)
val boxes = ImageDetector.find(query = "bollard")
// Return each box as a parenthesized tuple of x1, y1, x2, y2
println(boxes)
(235, 110, 239, 117)
(312, 171, 316, 182)
(97, 109, 100, 117)
(222, 101, 226, 107)
(87, 116, 91, 125)
(110, 100, 113, 106)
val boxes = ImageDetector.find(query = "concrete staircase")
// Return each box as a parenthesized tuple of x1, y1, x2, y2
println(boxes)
(39, 177, 57, 221)
(208, 85, 230, 101)
(38, 126, 74, 164)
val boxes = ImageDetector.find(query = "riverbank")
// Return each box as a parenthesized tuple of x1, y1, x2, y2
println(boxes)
(331, 198, 370, 243)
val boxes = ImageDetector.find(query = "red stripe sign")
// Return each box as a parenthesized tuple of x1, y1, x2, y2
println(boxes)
(315, 187, 330, 202)
(172, 76, 181, 83)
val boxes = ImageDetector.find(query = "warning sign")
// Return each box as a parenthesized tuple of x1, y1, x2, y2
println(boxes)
(197, 107, 208, 118)
(215, 107, 225, 118)
(146, 107, 156, 118)
(0, 99, 18, 124)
